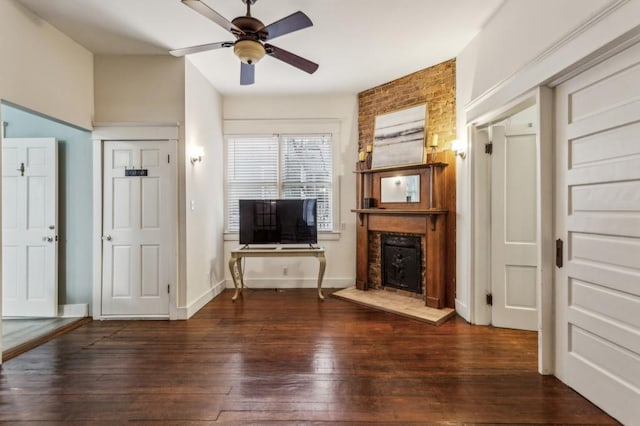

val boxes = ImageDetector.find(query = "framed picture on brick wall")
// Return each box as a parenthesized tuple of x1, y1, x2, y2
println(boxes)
(371, 103, 427, 169)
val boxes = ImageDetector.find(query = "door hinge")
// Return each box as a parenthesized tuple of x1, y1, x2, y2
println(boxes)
(485, 143, 493, 154)
(486, 293, 493, 306)
(167, 154, 170, 164)
(167, 284, 170, 294)
(556, 238, 564, 268)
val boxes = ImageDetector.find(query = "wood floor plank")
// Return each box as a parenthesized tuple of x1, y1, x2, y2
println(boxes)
(0, 289, 618, 424)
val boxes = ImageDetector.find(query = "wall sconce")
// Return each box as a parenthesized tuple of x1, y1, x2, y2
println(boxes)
(451, 139, 466, 159)
(190, 146, 205, 165)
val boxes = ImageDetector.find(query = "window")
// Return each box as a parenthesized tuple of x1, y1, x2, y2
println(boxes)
(226, 133, 334, 233)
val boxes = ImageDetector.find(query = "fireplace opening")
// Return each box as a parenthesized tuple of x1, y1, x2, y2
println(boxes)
(381, 234, 422, 294)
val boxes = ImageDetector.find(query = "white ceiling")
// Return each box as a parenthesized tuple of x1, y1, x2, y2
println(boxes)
(17, 0, 504, 96)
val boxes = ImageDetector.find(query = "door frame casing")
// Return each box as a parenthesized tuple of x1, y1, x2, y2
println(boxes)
(469, 93, 537, 328)
(92, 124, 178, 320)
(467, 89, 554, 374)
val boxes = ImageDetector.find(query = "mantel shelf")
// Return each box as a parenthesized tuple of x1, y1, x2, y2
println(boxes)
(351, 208, 448, 215)
(352, 208, 448, 231)
(354, 162, 448, 174)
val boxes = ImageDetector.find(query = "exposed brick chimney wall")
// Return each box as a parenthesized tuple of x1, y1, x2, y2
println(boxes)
(357, 59, 457, 307)
(358, 59, 456, 153)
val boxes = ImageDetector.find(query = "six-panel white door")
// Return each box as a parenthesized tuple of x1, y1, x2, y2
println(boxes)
(2, 138, 58, 317)
(101, 141, 172, 316)
(490, 125, 538, 330)
(555, 42, 640, 424)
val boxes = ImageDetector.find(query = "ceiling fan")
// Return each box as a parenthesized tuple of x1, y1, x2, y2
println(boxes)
(170, 0, 319, 85)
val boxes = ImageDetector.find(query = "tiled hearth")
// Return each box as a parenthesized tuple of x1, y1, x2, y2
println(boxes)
(332, 287, 455, 326)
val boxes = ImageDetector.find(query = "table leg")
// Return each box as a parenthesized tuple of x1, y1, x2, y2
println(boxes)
(237, 257, 245, 290)
(229, 255, 241, 301)
(317, 253, 326, 300)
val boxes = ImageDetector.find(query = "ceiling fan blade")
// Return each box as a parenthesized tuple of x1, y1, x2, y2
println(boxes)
(263, 11, 312, 41)
(240, 62, 255, 85)
(170, 41, 233, 57)
(265, 44, 319, 74)
(181, 0, 243, 35)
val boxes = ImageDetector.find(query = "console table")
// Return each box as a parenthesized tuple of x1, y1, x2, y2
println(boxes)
(228, 246, 326, 301)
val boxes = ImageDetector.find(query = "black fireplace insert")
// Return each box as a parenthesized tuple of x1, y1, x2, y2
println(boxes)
(381, 234, 422, 294)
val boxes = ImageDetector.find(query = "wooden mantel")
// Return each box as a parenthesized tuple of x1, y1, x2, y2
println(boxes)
(352, 152, 456, 309)
(352, 208, 447, 231)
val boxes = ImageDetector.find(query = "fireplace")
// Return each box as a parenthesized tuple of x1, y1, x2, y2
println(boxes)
(381, 234, 422, 294)
(353, 156, 456, 309)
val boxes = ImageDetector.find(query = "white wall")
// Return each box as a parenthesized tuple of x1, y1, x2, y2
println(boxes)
(222, 95, 358, 289)
(455, 0, 640, 321)
(461, 0, 612, 102)
(183, 60, 225, 316)
(0, 0, 94, 129)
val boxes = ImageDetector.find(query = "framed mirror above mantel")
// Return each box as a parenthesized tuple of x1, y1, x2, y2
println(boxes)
(354, 161, 448, 211)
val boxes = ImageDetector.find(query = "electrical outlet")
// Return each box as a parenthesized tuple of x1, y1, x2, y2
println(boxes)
(283, 266, 288, 276)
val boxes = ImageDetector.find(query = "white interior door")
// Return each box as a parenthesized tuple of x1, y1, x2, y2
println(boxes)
(2, 138, 58, 317)
(491, 125, 538, 330)
(101, 141, 172, 316)
(555, 42, 640, 424)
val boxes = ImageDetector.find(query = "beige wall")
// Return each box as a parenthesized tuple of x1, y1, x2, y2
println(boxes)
(0, 0, 94, 129)
(222, 95, 358, 289)
(94, 55, 185, 123)
(184, 60, 225, 313)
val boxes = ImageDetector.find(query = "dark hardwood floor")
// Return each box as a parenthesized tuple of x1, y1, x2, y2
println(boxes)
(0, 289, 617, 424)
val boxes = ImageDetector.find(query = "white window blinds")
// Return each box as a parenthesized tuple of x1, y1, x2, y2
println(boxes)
(226, 133, 333, 232)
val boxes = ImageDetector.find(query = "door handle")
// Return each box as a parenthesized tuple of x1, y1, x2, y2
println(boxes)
(42, 236, 54, 243)
(102, 235, 112, 241)
(556, 238, 563, 268)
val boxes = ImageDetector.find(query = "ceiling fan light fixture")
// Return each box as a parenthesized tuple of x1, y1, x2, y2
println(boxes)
(234, 39, 265, 64)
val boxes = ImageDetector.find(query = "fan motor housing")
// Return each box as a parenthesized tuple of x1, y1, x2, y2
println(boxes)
(232, 16, 268, 40)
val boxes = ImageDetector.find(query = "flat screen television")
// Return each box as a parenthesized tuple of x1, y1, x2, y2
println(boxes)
(239, 199, 318, 245)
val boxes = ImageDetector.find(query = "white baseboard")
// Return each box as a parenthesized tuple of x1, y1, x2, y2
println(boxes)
(225, 277, 354, 289)
(58, 304, 89, 318)
(99, 315, 169, 320)
(176, 280, 226, 320)
(455, 298, 470, 323)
